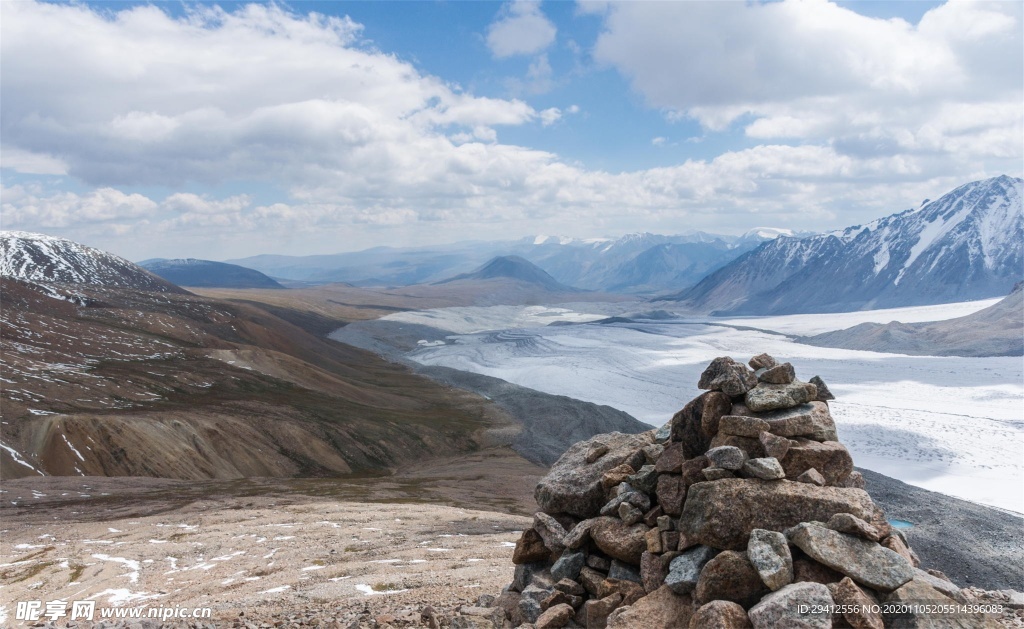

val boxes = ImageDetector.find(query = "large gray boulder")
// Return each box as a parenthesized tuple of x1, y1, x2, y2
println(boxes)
(787, 522, 914, 592)
(732, 402, 838, 441)
(748, 582, 834, 629)
(535, 432, 652, 518)
(665, 545, 719, 595)
(678, 479, 876, 550)
(747, 528, 793, 591)
(745, 381, 817, 413)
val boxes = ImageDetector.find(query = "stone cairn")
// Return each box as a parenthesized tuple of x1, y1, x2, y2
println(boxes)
(470, 354, 1002, 629)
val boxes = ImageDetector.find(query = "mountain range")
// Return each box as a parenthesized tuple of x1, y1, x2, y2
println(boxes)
(673, 175, 1023, 314)
(141, 258, 284, 289)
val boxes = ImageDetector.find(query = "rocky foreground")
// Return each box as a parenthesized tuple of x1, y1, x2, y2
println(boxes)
(471, 354, 1023, 628)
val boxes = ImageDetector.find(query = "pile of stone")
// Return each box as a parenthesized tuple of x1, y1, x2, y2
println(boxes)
(478, 354, 1003, 629)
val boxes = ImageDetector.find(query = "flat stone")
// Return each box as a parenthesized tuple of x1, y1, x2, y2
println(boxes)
(535, 603, 574, 629)
(513, 528, 551, 565)
(703, 467, 735, 481)
(809, 375, 835, 401)
(734, 402, 837, 441)
(535, 432, 652, 518)
(654, 442, 684, 473)
(881, 533, 919, 567)
(912, 568, 960, 599)
(745, 381, 817, 413)
(830, 576, 883, 629)
(742, 457, 786, 480)
(759, 362, 795, 384)
(747, 528, 793, 591)
(698, 356, 758, 397)
(787, 522, 914, 592)
(553, 578, 585, 597)
(564, 518, 594, 550)
(706, 445, 748, 470)
(781, 438, 853, 486)
(748, 582, 833, 629)
(534, 512, 568, 554)
(607, 585, 694, 629)
(665, 545, 718, 595)
(827, 513, 882, 542)
(694, 550, 769, 609)
(655, 473, 685, 516)
(590, 516, 649, 564)
(551, 551, 586, 582)
(760, 431, 791, 459)
(720, 415, 771, 438)
(689, 600, 752, 628)
(679, 478, 877, 550)
(749, 353, 777, 370)
(796, 468, 826, 486)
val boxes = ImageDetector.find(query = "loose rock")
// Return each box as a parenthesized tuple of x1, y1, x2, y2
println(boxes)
(747, 528, 793, 591)
(787, 522, 914, 592)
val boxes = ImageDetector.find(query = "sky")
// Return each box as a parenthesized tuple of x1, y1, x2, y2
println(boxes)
(1, 0, 1021, 261)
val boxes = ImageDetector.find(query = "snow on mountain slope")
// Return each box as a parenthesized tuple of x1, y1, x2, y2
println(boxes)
(676, 175, 1023, 314)
(0, 231, 186, 293)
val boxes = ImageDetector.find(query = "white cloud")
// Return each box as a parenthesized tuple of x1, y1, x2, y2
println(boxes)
(0, 147, 68, 175)
(651, 137, 666, 146)
(486, 1, 557, 58)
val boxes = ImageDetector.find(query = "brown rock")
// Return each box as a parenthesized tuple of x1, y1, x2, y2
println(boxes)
(749, 353, 777, 370)
(671, 393, 713, 458)
(513, 528, 552, 564)
(655, 442, 685, 473)
(841, 470, 866, 489)
(759, 362, 796, 384)
(698, 356, 758, 397)
(656, 473, 686, 516)
(694, 550, 770, 609)
(590, 516, 649, 564)
(796, 468, 826, 486)
(643, 443, 665, 464)
(580, 566, 606, 597)
(809, 375, 835, 401)
(541, 590, 572, 611)
(640, 551, 668, 593)
(827, 513, 882, 542)
(643, 505, 664, 527)
(492, 593, 520, 626)
(599, 578, 646, 605)
(745, 381, 817, 412)
(781, 438, 853, 486)
(608, 586, 695, 629)
(884, 578, 1002, 628)
(536, 432, 652, 518)
(759, 431, 791, 460)
(587, 443, 610, 464)
(554, 577, 585, 597)
(793, 558, 845, 585)
(689, 600, 752, 628)
(661, 531, 680, 552)
(831, 577, 883, 629)
(881, 534, 918, 567)
(720, 415, 771, 438)
(678, 478, 877, 550)
(734, 402, 837, 441)
(702, 467, 735, 481)
(534, 512, 568, 554)
(787, 523, 914, 592)
(680, 456, 711, 489)
(645, 527, 663, 553)
(709, 433, 768, 459)
(700, 391, 733, 437)
(582, 593, 623, 629)
(602, 463, 636, 489)
(536, 603, 574, 629)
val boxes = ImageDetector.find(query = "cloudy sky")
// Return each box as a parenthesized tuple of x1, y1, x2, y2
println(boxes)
(1, 0, 1021, 260)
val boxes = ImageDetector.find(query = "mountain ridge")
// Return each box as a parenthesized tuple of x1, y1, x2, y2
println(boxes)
(141, 258, 285, 289)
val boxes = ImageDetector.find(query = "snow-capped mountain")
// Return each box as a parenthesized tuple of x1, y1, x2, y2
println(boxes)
(436, 255, 580, 292)
(675, 175, 1023, 314)
(0, 231, 185, 293)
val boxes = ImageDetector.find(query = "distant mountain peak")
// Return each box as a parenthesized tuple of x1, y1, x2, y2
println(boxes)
(0, 231, 187, 293)
(436, 255, 580, 291)
(141, 258, 284, 289)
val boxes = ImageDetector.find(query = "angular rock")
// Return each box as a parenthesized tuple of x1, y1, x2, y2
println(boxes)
(654, 442, 684, 473)
(600, 486, 650, 517)
(535, 603, 574, 629)
(809, 375, 835, 401)
(599, 578, 646, 606)
(564, 518, 594, 550)
(759, 362, 795, 384)
(742, 457, 786, 480)
(694, 550, 769, 609)
(700, 391, 733, 437)
(627, 464, 659, 495)
(512, 562, 550, 593)
(720, 415, 771, 438)
(841, 470, 865, 489)
(706, 445, 748, 470)
(745, 381, 816, 412)
(734, 402, 837, 441)
(640, 551, 668, 593)
(654, 421, 672, 444)
(678, 478, 876, 550)
(586, 554, 610, 572)
(645, 527, 662, 553)
(680, 456, 711, 489)
(661, 531, 680, 552)
(601, 464, 636, 490)
(703, 467, 735, 481)
(881, 533, 919, 567)
(884, 578, 1002, 628)
(655, 473, 686, 516)
(551, 551, 586, 582)
(535, 432, 652, 518)
(643, 505, 664, 527)
(760, 431, 791, 460)
(513, 528, 551, 565)
(827, 513, 882, 542)
(747, 528, 793, 591)
(787, 522, 914, 592)
(796, 468, 826, 486)
(912, 568, 960, 599)
(534, 512, 568, 554)
(589, 516, 648, 564)
(690, 600, 752, 628)
(665, 545, 718, 595)
(579, 566, 606, 597)
(581, 592, 622, 629)
(830, 577, 883, 629)
(657, 515, 673, 531)
(618, 502, 644, 526)
(749, 353, 777, 370)
(608, 559, 642, 584)
(494, 592, 521, 625)
(710, 433, 767, 459)
(518, 596, 543, 624)
(642, 443, 664, 464)
(608, 585, 694, 629)
(671, 393, 713, 458)
(698, 356, 758, 397)
(553, 577, 585, 597)
(587, 443, 610, 464)
(748, 582, 834, 629)
(450, 616, 496, 629)
(781, 439, 853, 486)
